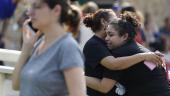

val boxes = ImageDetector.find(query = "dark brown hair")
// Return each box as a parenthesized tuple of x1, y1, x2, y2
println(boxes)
(66, 5, 81, 38)
(42, 0, 79, 27)
(83, 9, 116, 32)
(110, 12, 140, 42)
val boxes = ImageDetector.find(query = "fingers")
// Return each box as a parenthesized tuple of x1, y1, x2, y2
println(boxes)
(153, 54, 161, 65)
(22, 25, 32, 40)
(155, 55, 163, 67)
(142, 52, 164, 67)
(155, 50, 164, 57)
(23, 19, 31, 26)
(23, 19, 36, 35)
(22, 19, 40, 44)
(147, 52, 163, 67)
(153, 54, 165, 67)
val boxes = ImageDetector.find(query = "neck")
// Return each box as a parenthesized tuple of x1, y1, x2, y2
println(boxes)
(40, 23, 66, 44)
(95, 30, 106, 40)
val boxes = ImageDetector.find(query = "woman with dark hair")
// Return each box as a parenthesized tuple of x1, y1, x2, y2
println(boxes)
(66, 5, 81, 42)
(12, 0, 86, 96)
(83, 9, 164, 96)
(87, 12, 170, 96)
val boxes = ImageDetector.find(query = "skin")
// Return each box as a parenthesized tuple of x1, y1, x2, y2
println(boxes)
(12, 0, 86, 96)
(86, 22, 164, 93)
(105, 25, 128, 49)
(87, 14, 162, 70)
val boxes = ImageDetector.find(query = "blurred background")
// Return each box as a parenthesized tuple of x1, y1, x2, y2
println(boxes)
(0, 0, 170, 96)
(1, 0, 170, 51)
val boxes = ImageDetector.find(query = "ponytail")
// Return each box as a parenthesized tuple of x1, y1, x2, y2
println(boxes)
(43, 0, 81, 38)
(66, 5, 81, 38)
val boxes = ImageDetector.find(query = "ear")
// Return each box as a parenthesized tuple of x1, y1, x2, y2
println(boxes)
(101, 19, 108, 30)
(53, 4, 62, 17)
(101, 18, 107, 26)
(122, 33, 129, 41)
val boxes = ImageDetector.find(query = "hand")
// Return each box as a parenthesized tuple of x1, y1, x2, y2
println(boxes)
(155, 50, 164, 57)
(141, 52, 163, 67)
(22, 19, 41, 48)
(155, 51, 165, 67)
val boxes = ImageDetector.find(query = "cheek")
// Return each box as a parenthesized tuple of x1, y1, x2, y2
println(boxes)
(34, 18, 48, 29)
(39, 14, 51, 24)
(111, 37, 117, 42)
(108, 37, 113, 42)
(38, 9, 51, 19)
(111, 37, 120, 44)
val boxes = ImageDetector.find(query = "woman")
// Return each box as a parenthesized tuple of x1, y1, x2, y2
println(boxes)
(66, 5, 81, 42)
(12, 0, 86, 96)
(83, 9, 163, 96)
(87, 12, 170, 96)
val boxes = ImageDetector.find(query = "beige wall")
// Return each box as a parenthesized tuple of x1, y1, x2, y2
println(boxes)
(92, 0, 170, 26)
(126, 0, 170, 26)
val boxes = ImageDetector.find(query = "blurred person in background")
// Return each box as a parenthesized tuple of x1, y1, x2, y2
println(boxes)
(65, 5, 81, 43)
(144, 12, 165, 52)
(159, 16, 170, 72)
(79, 1, 99, 49)
(159, 16, 170, 53)
(83, 9, 163, 96)
(12, 0, 86, 96)
(81, 1, 99, 17)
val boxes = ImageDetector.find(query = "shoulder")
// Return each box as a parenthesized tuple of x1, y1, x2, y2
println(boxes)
(84, 36, 99, 47)
(61, 33, 79, 48)
(112, 41, 136, 51)
(84, 36, 107, 51)
(111, 41, 139, 57)
(137, 43, 150, 52)
(58, 34, 84, 70)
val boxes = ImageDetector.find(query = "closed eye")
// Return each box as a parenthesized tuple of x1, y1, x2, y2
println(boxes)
(107, 31, 114, 37)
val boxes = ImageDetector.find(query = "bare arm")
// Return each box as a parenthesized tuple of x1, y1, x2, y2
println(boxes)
(101, 52, 162, 70)
(86, 76, 116, 93)
(12, 45, 32, 90)
(64, 67, 86, 96)
(12, 20, 41, 90)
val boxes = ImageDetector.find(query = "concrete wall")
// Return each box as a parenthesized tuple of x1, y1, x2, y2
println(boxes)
(88, 0, 170, 27)
(128, 0, 170, 26)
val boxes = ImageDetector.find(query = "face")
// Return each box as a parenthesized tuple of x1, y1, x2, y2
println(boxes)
(105, 25, 127, 49)
(102, 13, 117, 38)
(27, 0, 58, 30)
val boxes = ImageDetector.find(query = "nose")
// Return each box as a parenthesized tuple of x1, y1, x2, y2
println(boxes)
(105, 35, 109, 42)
